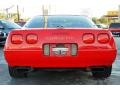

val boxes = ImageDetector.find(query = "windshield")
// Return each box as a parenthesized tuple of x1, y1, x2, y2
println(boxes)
(1, 20, 21, 29)
(24, 15, 97, 28)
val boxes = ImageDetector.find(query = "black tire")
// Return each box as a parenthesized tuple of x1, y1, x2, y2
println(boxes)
(91, 66, 112, 78)
(8, 66, 28, 78)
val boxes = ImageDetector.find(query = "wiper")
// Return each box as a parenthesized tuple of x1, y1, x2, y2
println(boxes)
(56, 26, 64, 28)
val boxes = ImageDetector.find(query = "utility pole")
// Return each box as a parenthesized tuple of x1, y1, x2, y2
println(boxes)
(5, 8, 9, 19)
(17, 5, 20, 22)
(4, 5, 14, 20)
(42, 5, 48, 28)
(119, 5, 120, 22)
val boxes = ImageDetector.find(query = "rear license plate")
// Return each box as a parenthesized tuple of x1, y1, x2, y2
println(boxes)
(52, 48, 68, 55)
(50, 44, 71, 56)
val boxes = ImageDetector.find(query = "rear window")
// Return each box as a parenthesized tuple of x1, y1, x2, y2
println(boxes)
(109, 23, 120, 28)
(24, 15, 97, 28)
(47, 16, 96, 28)
(24, 16, 44, 28)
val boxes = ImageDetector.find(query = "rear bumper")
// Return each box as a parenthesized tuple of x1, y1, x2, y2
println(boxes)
(4, 49, 117, 68)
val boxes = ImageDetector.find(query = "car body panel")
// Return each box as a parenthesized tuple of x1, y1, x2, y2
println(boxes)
(4, 49, 116, 68)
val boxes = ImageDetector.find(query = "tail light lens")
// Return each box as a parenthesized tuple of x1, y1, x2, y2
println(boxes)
(11, 35, 23, 44)
(83, 33, 95, 44)
(98, 33, 109, 43)
(26, 34, 38, 44)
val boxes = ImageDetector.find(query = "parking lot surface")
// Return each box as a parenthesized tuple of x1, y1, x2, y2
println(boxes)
(0, 37, 120, 85)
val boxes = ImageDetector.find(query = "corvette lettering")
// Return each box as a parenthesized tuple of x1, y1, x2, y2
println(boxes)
(45, 37, 74, 40)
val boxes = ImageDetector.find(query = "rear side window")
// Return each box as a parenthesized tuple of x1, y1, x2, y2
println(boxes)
(109, 23, 120, 28)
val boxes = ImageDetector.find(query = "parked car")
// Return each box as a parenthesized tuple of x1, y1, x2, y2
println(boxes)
(109, 23, 120, 37)
(96, 24, 108, 29)
(4, 15, 117, 78)
(15, 21, 26, 27)
(0, 20, 21, 45)
(0, 30, 7, 45)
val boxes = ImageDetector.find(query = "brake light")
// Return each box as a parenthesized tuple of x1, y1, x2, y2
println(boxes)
(11, 35, 23, 44)
(83, 33, 95, 44)
(98, 33, 109, 43)
(26, 34, 38, 44)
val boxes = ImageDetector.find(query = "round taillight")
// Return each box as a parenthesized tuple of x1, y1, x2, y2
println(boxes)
(11, 34, 23, 44)
(26, 34, 38, 44)
(83, 33, 95, 44)
(98, 33, 109, 43)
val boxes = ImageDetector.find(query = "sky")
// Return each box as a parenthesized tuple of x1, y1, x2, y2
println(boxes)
(0, 0, 120, 18)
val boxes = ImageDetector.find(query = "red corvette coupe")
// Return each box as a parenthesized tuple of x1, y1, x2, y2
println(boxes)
(4, 15, 117, 78)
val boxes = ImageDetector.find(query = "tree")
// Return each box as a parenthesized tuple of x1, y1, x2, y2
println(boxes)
(99, 17, 108, 24)
(0, 12, 20, 22)
(0, 13, 6, 19)
(92, 17, 98, 24)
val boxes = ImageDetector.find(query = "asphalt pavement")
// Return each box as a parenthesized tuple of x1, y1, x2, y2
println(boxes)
(0, 37, 120, 85)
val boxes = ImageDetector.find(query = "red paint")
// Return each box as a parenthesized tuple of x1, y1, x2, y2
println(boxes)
(4, 28, 117, 68)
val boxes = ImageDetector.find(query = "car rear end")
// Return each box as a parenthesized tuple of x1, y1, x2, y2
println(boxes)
(4, 28, 116, 68)
(3, 15, 117, 78)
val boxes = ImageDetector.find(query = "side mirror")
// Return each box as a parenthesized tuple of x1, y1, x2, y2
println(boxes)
(0, 26, 4, 29)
